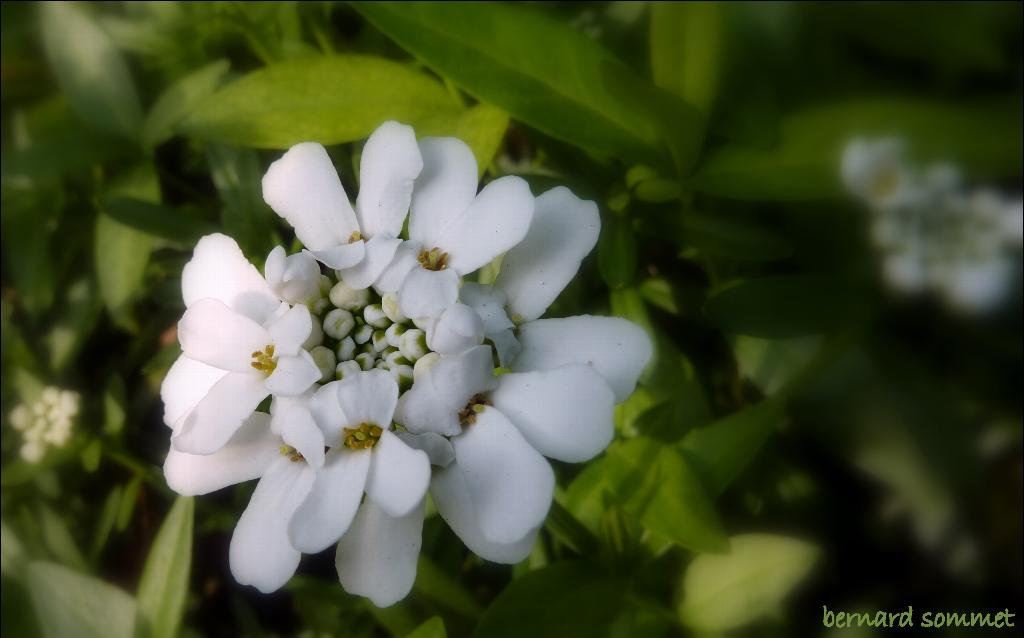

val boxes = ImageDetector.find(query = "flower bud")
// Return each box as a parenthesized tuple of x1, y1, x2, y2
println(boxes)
(310, 345, 337, 382)
(329, 280, 370, 310)
(384, 349, 411, 369)
(389, 364, 414, 392)
(385, 322, 408, 348)
(323, 308, 355, 340)
(372, 329, 389, 353)
(311, 297, 331, 316)
(363, 303, 389, 328)
(336, 359, 362, 380)
(336, 336, 356, 362)
(353, 323, 374, 345)
(381, 293, 407, 323)
(413, 352, 441, 381)
(399, 328, 428, 361)
(355, 352, 376, 371)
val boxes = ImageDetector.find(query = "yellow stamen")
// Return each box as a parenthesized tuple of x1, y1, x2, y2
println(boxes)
(348, 230, 362, 243)
(250, 344, 277, 374)
(459, 394, 492, 426)
(417, 247, 449, 271)
(279, 444, 304, 463)
(342, 422, 384, 450)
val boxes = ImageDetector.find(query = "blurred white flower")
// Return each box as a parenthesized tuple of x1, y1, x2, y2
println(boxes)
(9, 387, 80, 463)
(262, 122, 422, 288)
(842, 137, 1022, 314)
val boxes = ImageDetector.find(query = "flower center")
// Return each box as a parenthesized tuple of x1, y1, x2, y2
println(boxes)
(870, 170, 901, 200)
(343, 422, 384, 450)
(279, 444, 305, 462)
(250, 344, 277, 374)
(418, 247, 449, 271)
(458, 394, 491, 426)
(348, 230, 362, 243)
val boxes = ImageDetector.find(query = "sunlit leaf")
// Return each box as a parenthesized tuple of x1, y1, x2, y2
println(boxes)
(102, 197, 216, 246)
(39, 2, 142, 139)
(137, 497, 194, 638)
(27, 560, 137, 638)
(182, 55, 461, 148)
(46, 278, 102, 372)
(406, 616, 446, 638)
(677, 534, 819, 631)
(356, 2, 698, 168)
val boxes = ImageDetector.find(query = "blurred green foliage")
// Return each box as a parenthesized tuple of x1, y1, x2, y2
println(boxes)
(1, 2, 1021, 637)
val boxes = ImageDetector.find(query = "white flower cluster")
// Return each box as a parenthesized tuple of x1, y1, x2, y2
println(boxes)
(161, 121, 652, 606)
(842, 138, 1023, 313)
(9, 387, 80, 463)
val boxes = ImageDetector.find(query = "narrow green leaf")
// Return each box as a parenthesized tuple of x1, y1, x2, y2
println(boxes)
(689, 98, 1023, 200)
(681, 400, 783, 495)
(89, 486, 123, 563)
(116, 476, 143, 532)
(46, 278, 102, 372)
(598, 214, 637, 289)
(182, 55, 461, 148)
(356, 2, 698, 168)
(36, 502, 87, 571)
(27, 560, 137, 638)
(405, 616, 446, 638)
(650, 2, 723, 118)
(39, 2, 142, 139)
(677, 534, 819, 631)
(143, 59, 231, 149)
(137, 497, 194, 638)
(207, 144, 278, 261)
(413, 556, 483, 619)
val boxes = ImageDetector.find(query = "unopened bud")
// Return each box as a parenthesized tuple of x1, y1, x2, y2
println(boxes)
(323, 308, 355, 340)
(413, 352, 441, 381)
(381, 293, 407, 323)
(363, 304, 389, 328)
(329, 281, 370, 310)
(399, 328, 428, 360)
(389, 364, 414, 392)
(385, 322, 408, 348)
(372, 329, 389, 352)
(336, 336, 356, 362)
(353, 323, 374, 345)
(336, 360, 362, 380)
(355, 352, 376, 371)
(303, 317, 324, 349)
(310, 346, 336, 382)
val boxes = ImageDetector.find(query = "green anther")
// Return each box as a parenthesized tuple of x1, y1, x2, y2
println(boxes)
(342, 422, 384, 450)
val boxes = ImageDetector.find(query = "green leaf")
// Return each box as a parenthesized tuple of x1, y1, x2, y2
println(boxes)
(413, 556, 483, 619)
(405, 616, 446, 638)
(356, 2, 697, 168)
(598, 214, 637, 289)
(733, 335, 823, 396)
(137, 497, 194, 638)
(143, 59, 231, 149)
(80, 439, 102, 473)
(704, 275, 865, 338)
(101, 197, 216, 246)
(0, 187, 58, 315)
(96, 165, 161, 324)
(36, 502, 87, 571)
(677, 534, 819, 631)
(681, 400, 783, 495)
(39, 2, 142, 139)
(182, 55, 461, 148)
(26, 560, 137, 638)
(418, 103, 510, 175)
(116, 476, 143, 532)
(471, 562, 628, 638)
(650, 2, 723, 118)
(690, 98, 1023, 200)
(89, 487, 122, 563)
(608, 438, 727, 552)
(206, 144, 278, 261)
(675, 210, 794, 261)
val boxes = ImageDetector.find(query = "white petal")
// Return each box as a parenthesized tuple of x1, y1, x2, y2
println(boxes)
(394, 345, 497, 436)
(178, 298, 272, 372)
(355, 121, 423, 239)
(262, 142, 358, 250)
(164, 412, 280, 496)
(365, 430, 430, 518)
(491, 365, 615, 463)
(160, 354, 227, 430)
(408, 137, 478, 249)
(338, 235, 401, 290)
(335, 369, 398, 428)
(266, 304, 312, 356)
(460, 282, 514, 334)
(274, 403, 326, 469)
(394, 431, 455, 468)
(941, 259, 1014, 313)
(451, 407, 554, 544)
(489, 328, 522, 369)
(442, 176, 535, 275)
(495, 187, 600, 321)
(308, 381, 346, 445)
(265, 247, 320, 305)
(229, 457, 316, 593)
(310, 241, 365, 270)
(426, 303, 484, 354)
(513, 316, 652, 402)
(374, 240, 421, 294)
(288, 447, 371, 553)
(172, 372, 268, 455)
(336, 499, 424, 608)
(182, 233, 279, 323)
(398, 266, 460, 321)
(431, 465, 538, 563)
(265, 350, 320, 396)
